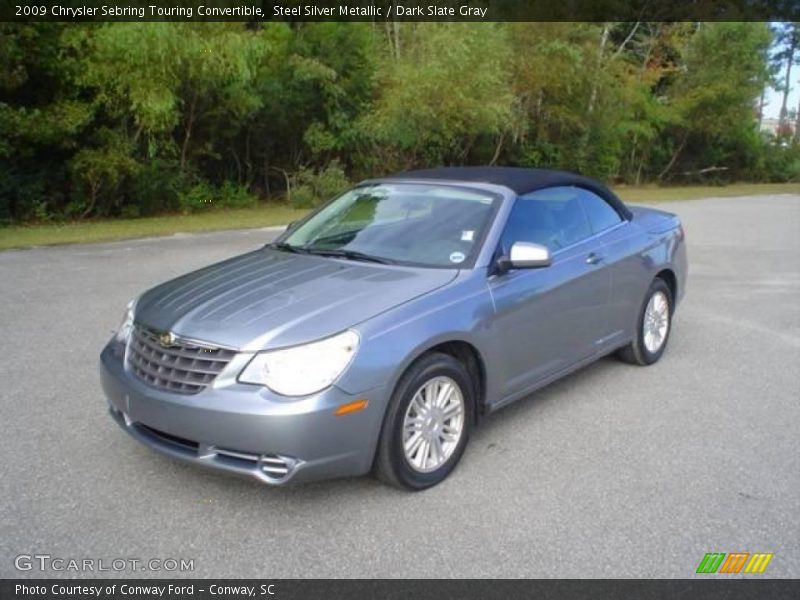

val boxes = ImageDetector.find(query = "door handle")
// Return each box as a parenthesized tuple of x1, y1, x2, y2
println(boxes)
(586, 252, 604, 265)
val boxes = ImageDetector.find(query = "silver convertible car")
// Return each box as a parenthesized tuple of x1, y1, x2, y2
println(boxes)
(101, 167, 687, 490)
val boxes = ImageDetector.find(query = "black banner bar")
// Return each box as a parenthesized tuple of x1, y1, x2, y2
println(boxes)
(2, 0, 800, 23)
(2, 580, 800, 600)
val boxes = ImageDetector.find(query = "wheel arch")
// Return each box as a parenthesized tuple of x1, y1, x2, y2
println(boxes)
(654, 268, 677, 304)
(393, 337, 488, 425)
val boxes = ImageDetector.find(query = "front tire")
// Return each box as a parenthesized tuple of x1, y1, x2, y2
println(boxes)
(374, 352, 474, 490)
(617, 278, 673, 366)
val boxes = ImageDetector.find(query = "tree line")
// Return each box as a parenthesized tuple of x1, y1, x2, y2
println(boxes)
(1, 21, 798, 223)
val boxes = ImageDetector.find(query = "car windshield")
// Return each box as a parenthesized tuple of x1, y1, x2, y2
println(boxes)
(278, 183, 498, 268)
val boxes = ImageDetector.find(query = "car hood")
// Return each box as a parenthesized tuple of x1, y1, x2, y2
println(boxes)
(134, 249, 457, 351)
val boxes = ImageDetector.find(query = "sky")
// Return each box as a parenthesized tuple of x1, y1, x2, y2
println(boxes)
(763, 24, 798, 120)
(763, 64, 799, 119)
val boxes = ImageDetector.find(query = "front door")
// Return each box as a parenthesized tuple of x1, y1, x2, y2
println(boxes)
(486, 187, 615, 402)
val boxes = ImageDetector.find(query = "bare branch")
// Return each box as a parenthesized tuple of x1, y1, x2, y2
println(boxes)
(611, 21, 641, 60)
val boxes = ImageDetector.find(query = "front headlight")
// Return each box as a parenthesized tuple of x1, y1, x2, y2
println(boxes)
(239, 330, 359, 397)
(114, 299, 136, 344)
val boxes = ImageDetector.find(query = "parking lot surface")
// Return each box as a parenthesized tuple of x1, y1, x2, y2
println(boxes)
(1, 194, 798, 577)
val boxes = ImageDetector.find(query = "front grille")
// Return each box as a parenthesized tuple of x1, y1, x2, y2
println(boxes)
(127, 325, 236, 394)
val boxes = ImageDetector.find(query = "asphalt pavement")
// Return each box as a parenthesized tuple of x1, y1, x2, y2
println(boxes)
(1, 194, 798, 578)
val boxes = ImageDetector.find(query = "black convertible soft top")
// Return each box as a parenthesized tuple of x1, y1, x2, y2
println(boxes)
(390, 166, 632, 220)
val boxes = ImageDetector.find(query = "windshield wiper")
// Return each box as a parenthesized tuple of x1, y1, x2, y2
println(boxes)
(269, 242, 308, 254)
(270, 243, 395, 265)
(304, 248, 396, 265)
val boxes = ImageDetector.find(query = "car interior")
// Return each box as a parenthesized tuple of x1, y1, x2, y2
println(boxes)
(500, 190, 593, 253)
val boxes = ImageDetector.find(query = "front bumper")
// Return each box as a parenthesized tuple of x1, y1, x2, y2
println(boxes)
(100, 343, 387, 485)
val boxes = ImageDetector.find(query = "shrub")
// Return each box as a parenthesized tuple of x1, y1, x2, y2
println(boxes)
(178, 182, 217, 213)
(128, 159, 187, 216)
(217, 181, 258, 209)
(289, 161, 350, 208)
(762, 143, 800, 182)
(177, 181, 258, 213)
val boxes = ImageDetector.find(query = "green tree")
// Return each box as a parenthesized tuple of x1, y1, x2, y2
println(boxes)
(79, 23, 272, 170)
(0, 20, 792, 224)
(70, 128, 138, 218)
(0, 23, 93, 220)
(361, 23, 514, 170)
(658, 22, 772, 180)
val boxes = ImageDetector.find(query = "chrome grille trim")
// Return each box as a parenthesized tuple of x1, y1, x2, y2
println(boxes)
(213, 448, 293, 479)
(216, 448, 259, 462)
(127, 325, 236, 394)
(259, 455, 292, 478)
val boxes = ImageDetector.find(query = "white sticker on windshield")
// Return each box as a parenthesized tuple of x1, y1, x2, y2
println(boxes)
(449, 251, 466, 264)
(461, 230, 474, 242)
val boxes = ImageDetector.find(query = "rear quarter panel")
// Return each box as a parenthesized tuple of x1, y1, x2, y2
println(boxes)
(621, 206, 687, 316)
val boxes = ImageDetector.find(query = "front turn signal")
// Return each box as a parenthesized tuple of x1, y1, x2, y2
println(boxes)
(333, 399, 369, 417)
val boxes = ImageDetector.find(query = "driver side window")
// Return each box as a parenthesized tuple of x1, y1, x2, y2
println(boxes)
(500, 187, 592, 253)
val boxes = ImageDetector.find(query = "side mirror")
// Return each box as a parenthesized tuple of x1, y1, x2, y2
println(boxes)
(497, 241, 552, 272)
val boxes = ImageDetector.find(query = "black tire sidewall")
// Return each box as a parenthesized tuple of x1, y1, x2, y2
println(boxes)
(385, 354, 474, 490)
(636, 279, 673, 365)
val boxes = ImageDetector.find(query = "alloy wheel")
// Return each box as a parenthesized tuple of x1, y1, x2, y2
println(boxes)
(402, 376, 465, 473)
(643, 290, 670, 354)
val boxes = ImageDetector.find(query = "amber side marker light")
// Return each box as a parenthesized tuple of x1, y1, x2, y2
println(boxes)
(334, 399, 369, 416)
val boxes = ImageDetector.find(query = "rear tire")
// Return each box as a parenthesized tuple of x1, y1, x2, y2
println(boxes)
(617, 278, 673, 366)
(374, 352, 474, 490)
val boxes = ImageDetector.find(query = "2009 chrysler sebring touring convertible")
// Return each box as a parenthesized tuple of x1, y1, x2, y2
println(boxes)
(100, 167, 687, 490)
